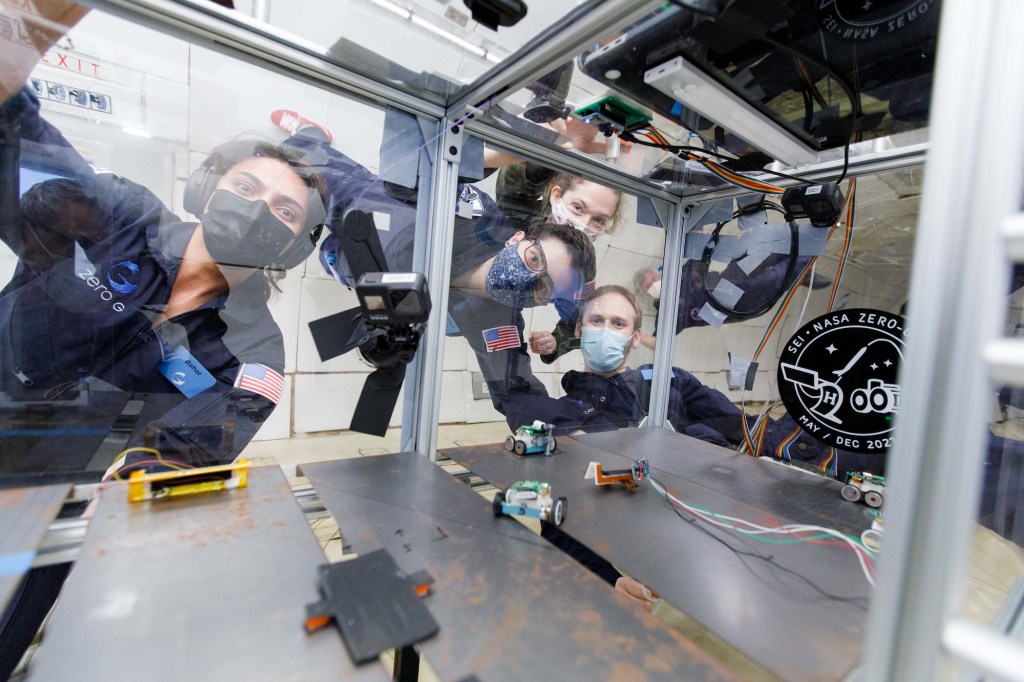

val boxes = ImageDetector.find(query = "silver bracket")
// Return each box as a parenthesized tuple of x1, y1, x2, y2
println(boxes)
(443, 121, 464, 164)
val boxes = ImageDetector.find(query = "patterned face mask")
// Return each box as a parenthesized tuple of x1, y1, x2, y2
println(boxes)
(485, 242, 543, 308)
(550, 199, 602, 242)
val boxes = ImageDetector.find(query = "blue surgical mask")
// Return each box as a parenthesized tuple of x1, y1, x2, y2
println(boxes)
(580, 326, 631, 373)
(485, 242, 541, 308)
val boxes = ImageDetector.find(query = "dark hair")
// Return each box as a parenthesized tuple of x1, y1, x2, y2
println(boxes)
(201, 138, 328, 297)
(542, 173, 624, 235)
(585, 284, 642, 333)
(20, 177, 99, 229)
(523, 220, 597, 287)
(13, 178, 105, 264)
(202, 138, 328, 229)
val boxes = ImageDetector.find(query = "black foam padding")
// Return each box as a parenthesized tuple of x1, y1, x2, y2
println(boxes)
(306, 548, 438, 665)
(337, 208, 389, 280)
(307, 307, 368, 362)
(350, 364, 405, 437)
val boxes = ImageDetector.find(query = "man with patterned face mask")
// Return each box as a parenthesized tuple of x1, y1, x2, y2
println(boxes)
(447, 220, 595, 423)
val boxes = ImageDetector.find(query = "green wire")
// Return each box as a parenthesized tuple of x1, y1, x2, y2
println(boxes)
(649, 480, 877, 554)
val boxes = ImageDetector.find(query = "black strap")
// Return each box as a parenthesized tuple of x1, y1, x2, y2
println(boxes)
(350, 364, 406, 437)
(336, 208, 389, 279)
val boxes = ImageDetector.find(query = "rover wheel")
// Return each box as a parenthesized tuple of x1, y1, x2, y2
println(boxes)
(864, 490, 884, 508)
(861, 528, 883, 552)
(552, 497, 567, 526)
(549, 438, 557, 454)
(503, 436, 515, 452)
(492, 491, 505, 517)
(514, 440, 526, 456)
(841, 484, 862, 503)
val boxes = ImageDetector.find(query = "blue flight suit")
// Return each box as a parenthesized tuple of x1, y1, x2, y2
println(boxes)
(1, 87, 281, 474)
(283, 133, 579, 423)
(516, 363, 882, 476)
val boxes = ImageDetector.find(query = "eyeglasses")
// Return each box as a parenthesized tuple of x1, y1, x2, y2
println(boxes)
(522, 238, 554, 302)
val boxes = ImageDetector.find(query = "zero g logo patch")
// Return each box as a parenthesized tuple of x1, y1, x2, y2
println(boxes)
(777, 309, 906, 455)
(107, 260, 139, 294)
(818, 0, 936, 41)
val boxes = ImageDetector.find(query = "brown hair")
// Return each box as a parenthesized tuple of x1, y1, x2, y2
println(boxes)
(542, 173, 624, 235)
(585, 284, 642, 333)
(524, 220, 597, 286)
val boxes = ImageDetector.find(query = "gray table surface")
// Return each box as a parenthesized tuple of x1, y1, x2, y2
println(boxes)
(0, 485, 68, 614)
(576, 428, 875, 535)
(28, 466, 387, 682)
(303, 452, 741, 682)
(443, 428, 876, 682)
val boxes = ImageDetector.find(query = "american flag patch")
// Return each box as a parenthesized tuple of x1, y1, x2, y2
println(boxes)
(482, 325, 521, 352)
(574, 279, 597, 300)
(233, 363, 285, 404)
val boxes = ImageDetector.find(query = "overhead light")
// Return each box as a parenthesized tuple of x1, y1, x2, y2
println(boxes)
(121, 126, 151, 138)
(366, 0, 410, 19)
(410, 13, 486, 59)
(365, 0, 503, 64)
(644, 56, 818, 166)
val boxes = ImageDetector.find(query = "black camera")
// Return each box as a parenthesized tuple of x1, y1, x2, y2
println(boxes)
(350, 272, 432, 437)
(781, 182, 845, 228)
(356, 272, 431, 328)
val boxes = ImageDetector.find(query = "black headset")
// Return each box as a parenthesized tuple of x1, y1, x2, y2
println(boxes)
(183, 150, 326, 270)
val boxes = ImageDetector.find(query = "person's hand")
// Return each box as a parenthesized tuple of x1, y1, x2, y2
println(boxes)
(0, 1, 89, 102)
(615, 576, 660, 611)
(529, 331, 558, 356)
(547, 117, 633, 157)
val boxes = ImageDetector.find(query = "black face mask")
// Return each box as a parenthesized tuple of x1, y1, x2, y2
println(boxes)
(201, 190, 297, 268)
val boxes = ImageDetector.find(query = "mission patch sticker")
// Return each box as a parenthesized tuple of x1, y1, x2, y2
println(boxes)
(777, 309, 906, 455)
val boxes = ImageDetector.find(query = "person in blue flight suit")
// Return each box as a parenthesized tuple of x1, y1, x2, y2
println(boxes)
(276, 127, 597, 421)
(530, 285, 877, 614)
(0, 86, 327, 477)
(445, 218, 595, 419)
(518, 284, 881, 475)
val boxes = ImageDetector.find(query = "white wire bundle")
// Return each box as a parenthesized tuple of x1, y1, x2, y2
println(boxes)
(647, 478, 877, 587)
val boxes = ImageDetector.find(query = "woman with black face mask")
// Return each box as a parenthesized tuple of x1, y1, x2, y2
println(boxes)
(0, 84, 327, 480)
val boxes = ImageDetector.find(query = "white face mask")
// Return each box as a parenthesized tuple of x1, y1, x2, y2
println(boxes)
(647, 279, 662, 300)
(550, 199, 601, 242)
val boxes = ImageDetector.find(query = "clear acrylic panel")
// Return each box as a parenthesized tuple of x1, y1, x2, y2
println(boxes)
(0, 1, 432, 483)
(232, 0, 588, 100)
(436, 137, 668, 448)
(666, 168, 922, 478)
(487, 2, 939, 189)
(658, 167, 924, 671)
(960, 210, 1024, 641)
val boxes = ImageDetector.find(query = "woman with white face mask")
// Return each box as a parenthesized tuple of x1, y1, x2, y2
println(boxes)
(543, 174, 622, 242)
(490, 162, 624, 242)
(482, 119, 630, 242)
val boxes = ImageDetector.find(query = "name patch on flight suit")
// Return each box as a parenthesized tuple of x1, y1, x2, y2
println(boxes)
(158, 345, 216, 398)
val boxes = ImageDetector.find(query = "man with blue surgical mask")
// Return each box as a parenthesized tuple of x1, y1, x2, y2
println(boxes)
(516, 286, 876, 477)
(577, 288, 644, 374)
